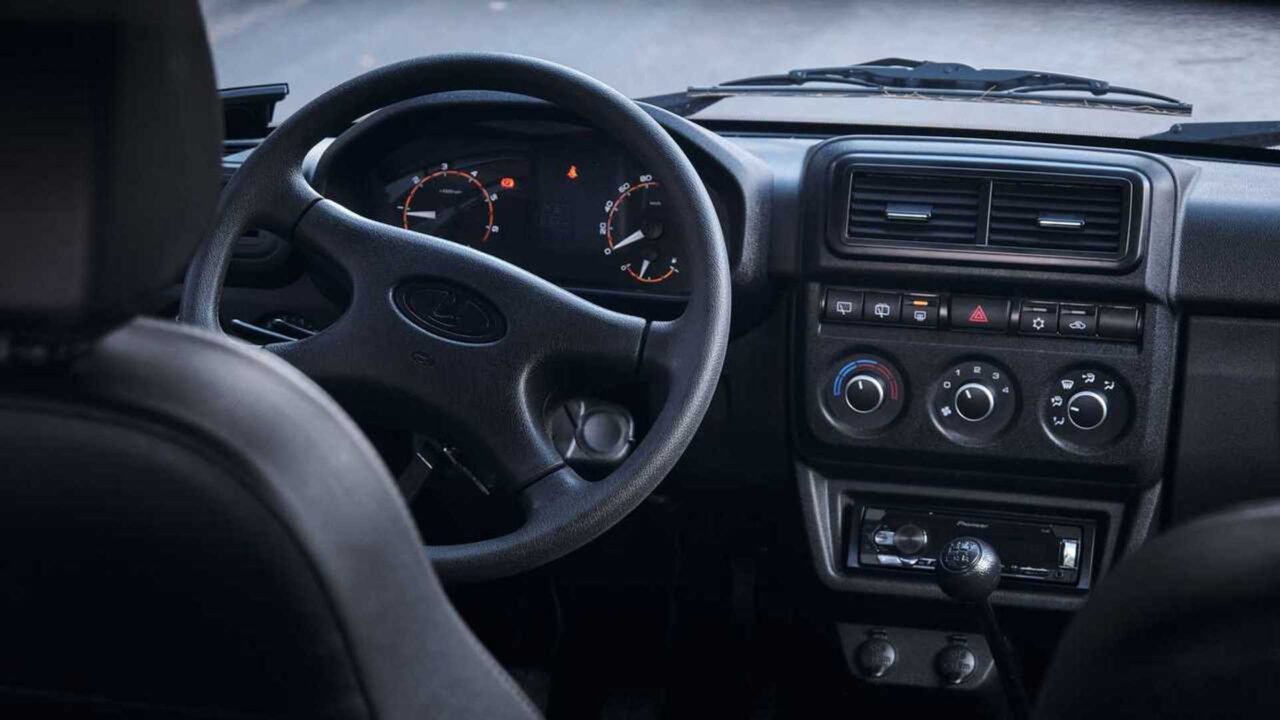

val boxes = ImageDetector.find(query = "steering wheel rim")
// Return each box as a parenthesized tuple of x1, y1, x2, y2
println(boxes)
(180, 53, 731, 582)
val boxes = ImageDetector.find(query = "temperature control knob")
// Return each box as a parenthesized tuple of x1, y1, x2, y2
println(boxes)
(1044, 368, 1130, 450)
(825, 354, 906, 436)
(844, 374, 886, 414)
(930, 360, 1018, 445)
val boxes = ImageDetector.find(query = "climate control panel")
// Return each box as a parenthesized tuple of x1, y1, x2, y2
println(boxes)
(820, 352, 1134, 452)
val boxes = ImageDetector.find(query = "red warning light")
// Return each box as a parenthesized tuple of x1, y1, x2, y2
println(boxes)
(968, 305, 989, 324)
(499, 177, 516, 189)
(566, 164, 579, 180)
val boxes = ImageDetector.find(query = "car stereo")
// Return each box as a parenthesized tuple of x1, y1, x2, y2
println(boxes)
(848, 505, 1095, 587)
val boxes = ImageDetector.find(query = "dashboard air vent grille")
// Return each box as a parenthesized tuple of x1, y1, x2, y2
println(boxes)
(988, 180, 1128, 255)
(846, 171, 982, 245)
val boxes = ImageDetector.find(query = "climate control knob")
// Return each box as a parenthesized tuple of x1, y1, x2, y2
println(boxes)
(1066, 390, 1108, 430)
(930, 360, 1018, 445)
(954, 383, 996, 422)
(1044, 368, 1130, 450)
(844, 374, 886, 414)
(825, 354, 907, 436)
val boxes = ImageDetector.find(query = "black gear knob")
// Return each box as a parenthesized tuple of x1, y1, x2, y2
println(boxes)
(937, 536, 1001, 602)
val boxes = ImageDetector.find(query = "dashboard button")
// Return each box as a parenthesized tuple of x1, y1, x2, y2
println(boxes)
(1058, 304, 1098, 336)
(1019, 301, 1059, 336)
(823, 289, 863, 323)
(1098, 306, 1141, 340)
(950, 296, 1010, 331)
(1060, 539, 1080, 570)
(893, 524, 929, 556)
(864, 293, 902, 323)
(901, 294, 940, 328)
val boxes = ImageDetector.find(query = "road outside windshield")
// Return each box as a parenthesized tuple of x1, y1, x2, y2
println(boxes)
(201, 0, 1280, 139)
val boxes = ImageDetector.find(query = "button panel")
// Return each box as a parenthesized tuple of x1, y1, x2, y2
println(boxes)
(820, 286, 1141, 342)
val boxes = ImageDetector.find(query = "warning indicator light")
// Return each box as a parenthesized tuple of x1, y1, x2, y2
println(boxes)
(499, 177, 516, 189)
(968, 305, 990, 323)
(566, 165, 579, 180)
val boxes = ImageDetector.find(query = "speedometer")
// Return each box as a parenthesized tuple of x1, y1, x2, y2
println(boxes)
(601, 176, 679, 284)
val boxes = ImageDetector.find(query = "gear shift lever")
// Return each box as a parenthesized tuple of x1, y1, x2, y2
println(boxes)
(937, 537, 1031, 720)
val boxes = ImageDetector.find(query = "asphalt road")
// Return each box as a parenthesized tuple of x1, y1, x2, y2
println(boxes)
(201, 0, 1280, 137)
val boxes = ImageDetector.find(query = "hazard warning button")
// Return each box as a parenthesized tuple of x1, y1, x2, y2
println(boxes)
(950, 296, 1010, 331)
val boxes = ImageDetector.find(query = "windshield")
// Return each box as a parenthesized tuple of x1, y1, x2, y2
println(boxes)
(202, 0, 1280, 145)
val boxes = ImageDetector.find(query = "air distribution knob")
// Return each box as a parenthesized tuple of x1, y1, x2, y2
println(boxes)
(937, 536, 1002, 603)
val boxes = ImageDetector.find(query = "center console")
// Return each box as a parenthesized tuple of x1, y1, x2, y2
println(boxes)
(789, 136, 1181, 693)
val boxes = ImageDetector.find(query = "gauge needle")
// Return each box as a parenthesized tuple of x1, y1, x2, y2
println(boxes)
(611, 228, 646, 251)
(638, 259, 651, 280)
(405, 210, 438, 219)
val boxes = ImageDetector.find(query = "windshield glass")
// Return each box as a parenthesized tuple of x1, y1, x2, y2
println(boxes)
(202, 0, 1280, 146)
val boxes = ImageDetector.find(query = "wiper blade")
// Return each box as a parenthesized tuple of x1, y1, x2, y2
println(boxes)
(1142, 121, 1280, 148)
(664, 58, 1192, 117)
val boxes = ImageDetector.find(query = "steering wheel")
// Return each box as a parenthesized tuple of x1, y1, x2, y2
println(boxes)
(180, 53, 731, 582)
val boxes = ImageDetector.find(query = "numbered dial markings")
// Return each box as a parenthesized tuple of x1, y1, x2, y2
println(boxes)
(1044, 368, 1131, 449)
(602, 177, 679, 284)
(397, 165, 501, 245)
(930, 360, 1018, 445)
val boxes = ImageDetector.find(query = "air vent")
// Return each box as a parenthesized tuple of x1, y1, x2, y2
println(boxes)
(847, 171, 982, 245)
(988, 180, 1128, 256)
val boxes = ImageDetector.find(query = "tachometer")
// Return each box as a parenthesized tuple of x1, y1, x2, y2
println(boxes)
(398, 165, 498, 245)
(601, 176, 679, 284)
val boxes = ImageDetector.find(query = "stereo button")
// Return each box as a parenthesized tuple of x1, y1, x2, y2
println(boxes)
(893, 523, 929, 556)
(1060, 539, 1080, 570)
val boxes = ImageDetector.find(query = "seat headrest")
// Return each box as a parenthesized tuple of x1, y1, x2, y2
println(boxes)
(0, 0, 221, 341)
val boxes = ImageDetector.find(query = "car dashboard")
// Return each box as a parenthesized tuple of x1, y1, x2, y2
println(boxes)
(216, 90, 1280, 702)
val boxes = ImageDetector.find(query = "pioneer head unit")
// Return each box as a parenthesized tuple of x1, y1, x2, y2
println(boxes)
(848, 505, 1096, 588)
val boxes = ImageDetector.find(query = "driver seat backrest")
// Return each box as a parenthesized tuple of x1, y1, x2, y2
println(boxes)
(0, 2, 539, 718)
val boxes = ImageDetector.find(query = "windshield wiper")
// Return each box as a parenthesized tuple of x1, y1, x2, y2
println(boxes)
(644, 58, 1192, 117)
(1142, 121, 1280, 148)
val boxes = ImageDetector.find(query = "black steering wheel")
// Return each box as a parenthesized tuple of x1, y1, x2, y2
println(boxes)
(181, 53, 731, 581)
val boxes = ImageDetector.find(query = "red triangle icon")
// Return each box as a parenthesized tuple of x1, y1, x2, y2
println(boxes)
(968, 305, 989, 323)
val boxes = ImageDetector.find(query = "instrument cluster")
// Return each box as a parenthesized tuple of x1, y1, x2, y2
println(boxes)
(364, 131, 713, 295)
